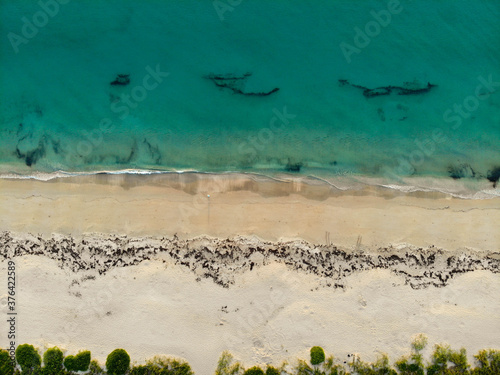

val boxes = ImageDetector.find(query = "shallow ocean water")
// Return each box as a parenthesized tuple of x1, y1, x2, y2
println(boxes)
(0, 0, 499, 191)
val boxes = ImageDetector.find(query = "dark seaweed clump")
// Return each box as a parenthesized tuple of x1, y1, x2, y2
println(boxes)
(16, 141, 46, 166)
(110, 74, 130, 86)
(206, 72, 279, 96)
(447, 164, 476, 180)
(339, 79, 437, 98)
(15, 133, 47, 167)
(285, 160, 302, 172)
(487, 166, 500, 187)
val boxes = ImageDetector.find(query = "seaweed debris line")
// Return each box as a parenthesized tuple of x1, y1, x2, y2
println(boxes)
(339, 79, 437, 98)
(1, 232, 499, 290)
(206, 72, 279, 96)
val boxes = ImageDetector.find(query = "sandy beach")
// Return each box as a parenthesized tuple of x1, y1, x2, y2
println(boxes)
(0, 174, 499, 250)
(1, 174, 499, 374)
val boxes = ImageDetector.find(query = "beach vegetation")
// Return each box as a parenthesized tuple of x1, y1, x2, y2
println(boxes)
(74, 350, 91, 371)
(15, 344, 41, 373)
(296, 354, 346, 374)
(472, 349, 500, 374)
(396, 334, 428, 375)
(5, 340, 500, 375)
(310, 347, 326, 366)
(63, 355, 75, 372)
(88, 359, 105, 375)
(426, 344, 469, 375)
(395, 358, 425, 375)
(106, 349, 130, 375)
(243, 366, 265, 375)
(349, 353, 397, 374)
(129, 365, 149, 375)
(412, 334, 428, 353)
(215, 351, 242, 375)
(42, 347, 63, 375)
(128, 355, 194, 375)
(64, 350, 91, 372)
(265, 366, 280, 375)
(0, 349, 15, 375)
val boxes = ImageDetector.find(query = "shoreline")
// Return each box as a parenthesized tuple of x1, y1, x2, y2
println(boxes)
(1, 168, 499, 199)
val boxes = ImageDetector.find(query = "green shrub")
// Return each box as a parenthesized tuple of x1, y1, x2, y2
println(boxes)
(0, 349, 15, 375)
(244, 366, 264, 375)
(395, 359, 424, 375)
(15, 344, 41, 373)
(295, 359, 313, 375)
(472, 349, 500, 374)
(88, 359, 105, 375)
(64, 351, 91, 372)
(106, 349, 130, 375)
(42, 347, 63, 374)
(74, 351, 91, 371)
(426, 345, 469, 375)
(310, 346, 326, 366)
(215, 351, 242, 375)
(7, 341, 500, 375)
(324, 356, 348, 375)
(411, 334, 428, 353)
(129, 365, 150, 375)
(144, 355, 194, 375)
(63, 355, 75, 371)
(265, 366, 280, 375)
(297, 351, 347, 375)
(170, 362, 194, 375)
(349, 354, 397, 375)
(371, 354, 397, 375)
(396, 334, 427, 375)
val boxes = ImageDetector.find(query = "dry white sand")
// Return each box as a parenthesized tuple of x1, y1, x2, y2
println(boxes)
(1, 255, 499, 374)
(0, 175, 499, 374)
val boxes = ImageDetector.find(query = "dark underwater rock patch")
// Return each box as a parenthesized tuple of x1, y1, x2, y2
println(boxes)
(110, 74, 130, 86)
(143, 138, 162, 164)
(15, 138, 46, 167)
(339, 79, 437, 98)
(486, 166, 500, 187)
(206, 73, 279, 97)
(285, 160, 303, 172)
(447, 163, 476, 180)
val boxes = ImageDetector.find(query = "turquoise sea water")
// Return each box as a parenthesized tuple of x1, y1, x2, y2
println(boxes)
(1, 0, 499, 191)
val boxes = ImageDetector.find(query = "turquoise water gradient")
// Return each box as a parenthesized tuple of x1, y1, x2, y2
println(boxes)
(0, 0, 499, 183)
